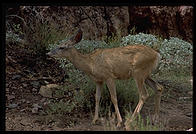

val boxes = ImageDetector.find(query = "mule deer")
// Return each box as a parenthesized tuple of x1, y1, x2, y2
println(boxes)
(47, 29, 163, 130)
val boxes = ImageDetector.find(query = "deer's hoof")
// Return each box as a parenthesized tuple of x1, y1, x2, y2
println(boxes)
(117, 122, 122, 128)
(92, 118, 98, 125)
(152, 114, 159, 125)
(92, 120, 96, 125)
(125, 125, 131, 131)
(124, 119, 133, 131)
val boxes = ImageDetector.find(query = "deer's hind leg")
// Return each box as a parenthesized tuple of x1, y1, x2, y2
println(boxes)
(125, 75, 149, 130)
(145, 76, 163, 123)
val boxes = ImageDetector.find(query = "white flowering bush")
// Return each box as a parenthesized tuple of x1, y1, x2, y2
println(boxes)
(159, 37, 192, 72)
(121, 33, 162, 48)
(121, 33, 192, 73)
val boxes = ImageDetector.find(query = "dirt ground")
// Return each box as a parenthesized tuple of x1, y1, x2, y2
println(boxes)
(5, 43, 193, 131)
(5, 87, 193, 131)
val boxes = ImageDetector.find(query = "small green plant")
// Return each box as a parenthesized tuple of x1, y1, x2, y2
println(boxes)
(47, 100, 75, 115)
(6, 30, 24, 44)
(6, 15, 25, 44)
(125, 114, 160, 131)
(24, 20, 70, 55)
(43, 85, 86, 116)
(103, 111, 118, 131)
(6, 9, 71, 56)
(129, 26, 137, 35)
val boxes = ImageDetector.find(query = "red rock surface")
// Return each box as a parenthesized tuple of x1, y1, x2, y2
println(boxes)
(7, 6, 193, 43)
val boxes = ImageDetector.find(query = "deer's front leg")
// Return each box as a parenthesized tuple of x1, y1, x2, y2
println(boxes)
(106, 78, 122, 127)
(92, 82, 102, 124)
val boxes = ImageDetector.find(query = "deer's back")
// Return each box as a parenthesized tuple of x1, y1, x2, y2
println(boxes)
(88, 45, 159, 81)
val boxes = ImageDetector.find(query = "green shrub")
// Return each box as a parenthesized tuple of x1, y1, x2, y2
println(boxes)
(44, 84, 87, 116)
(6, 9, 70, 56)
(6, 16, 25, 45)
(24, 19, 70, 55)
(6, 30, 24, 44)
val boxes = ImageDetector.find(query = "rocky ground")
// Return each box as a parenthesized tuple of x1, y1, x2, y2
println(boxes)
(5, 42, 193, 131)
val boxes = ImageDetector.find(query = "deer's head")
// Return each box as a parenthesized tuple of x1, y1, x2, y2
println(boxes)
(47, 29, 83, 58)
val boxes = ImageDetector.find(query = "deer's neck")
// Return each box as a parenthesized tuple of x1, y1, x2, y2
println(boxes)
(68, 48, 92, 74)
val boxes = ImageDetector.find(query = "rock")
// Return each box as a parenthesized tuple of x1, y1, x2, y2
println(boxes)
(32, 103, 42, 109)
(6, 83, 9, 88)
(39, 86, 53, 98)
(12, 86, 17, 90)
(187, 128, 193, 131)
(186, 112, 192, 118)
(7, 95, 15, 100)
(20, 109, 26, 112)
(190, 78, 193, 86)
(22, 83, 28, 87)
(46, 84, 59, 88)
(40, 98, 46, 103)
(32, 103, 42, 114)
(26, 100, 30, 104)
(32, 88, 38, 92)
(128, 6, 193, 43)
(43, 101, 49, 106)
(7, 103, 18, 109)
(20, 99, 26, 103)
(32, 107, 39, 114)
(34, 7, 195, 43)
(179, 97, 192, 101)
(44, 81, 49, 84)
(188, 91, 193, 96)
(12, 74, 21, 80)
(31, 81, 40, 88)
(18, 6, 129, 41)
(6, 88, 9, 93)
(39, 84, 59, 98)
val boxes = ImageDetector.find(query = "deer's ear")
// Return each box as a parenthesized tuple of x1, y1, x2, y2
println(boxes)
(70, 29, 83, 43)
